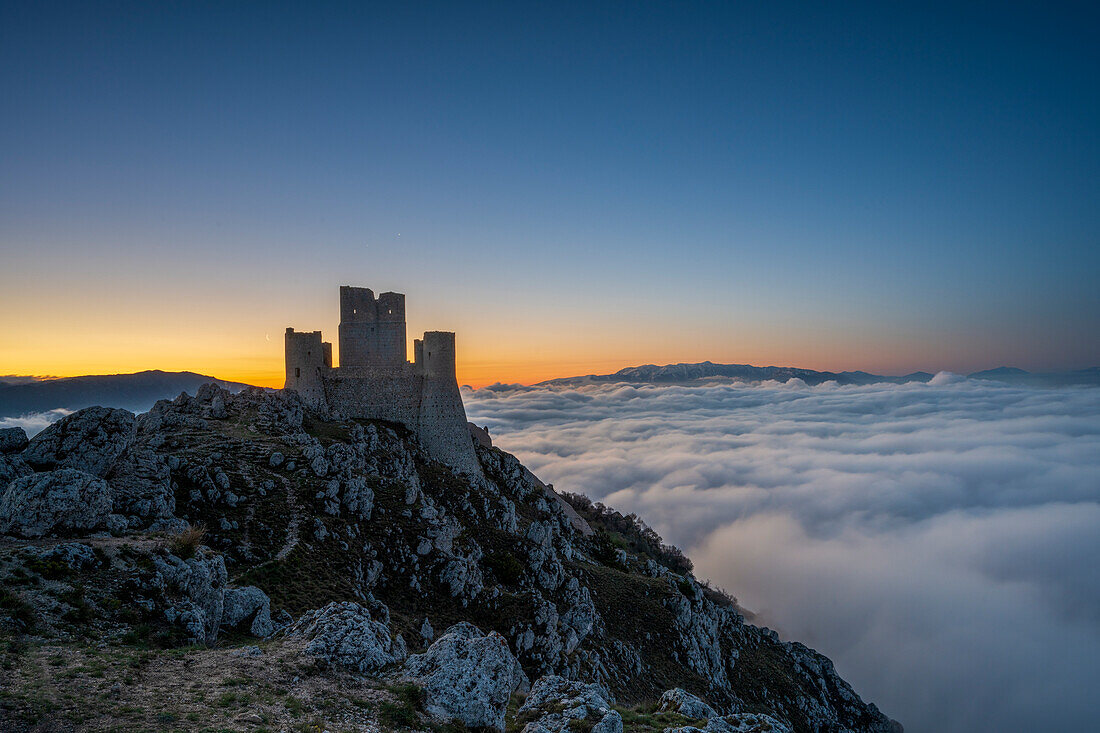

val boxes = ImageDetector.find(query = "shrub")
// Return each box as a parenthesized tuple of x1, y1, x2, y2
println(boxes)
(484, 551, 524, 585)
(591, 530, 622, 568)
(562, 492, 693, 575)
(169, 523, 207, 559)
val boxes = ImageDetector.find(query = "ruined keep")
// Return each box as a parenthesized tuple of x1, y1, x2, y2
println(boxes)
(285, 286, 481, 476)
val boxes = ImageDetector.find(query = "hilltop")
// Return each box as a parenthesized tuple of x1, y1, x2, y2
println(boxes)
(0, 386, 900, 732)
(0, 370, 254, 421)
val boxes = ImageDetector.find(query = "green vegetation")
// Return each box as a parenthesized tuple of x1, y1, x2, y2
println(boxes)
(378, 682, 425, 729)
(484, 550, 524, 585)
(0, 586, 35, 631)
(25, 555, 74, 580)
(615, 704, 702, 732)
(563, 492, 693, 575)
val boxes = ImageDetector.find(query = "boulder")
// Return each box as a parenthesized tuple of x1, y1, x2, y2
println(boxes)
(516, 675, 621, 733)
(658, 688, 717, 720)
(0, 427, 29, 453)
(404, 622, 527, 731)
(0, 469, 112, 538)
(106, 448, 175, 520)
(154, 550, 229, 646)
(23, 407, 136, 477)
(0, 453, 33, 489)
(286, 601, 407, 674)
(30, 542, 103, 572)
(221, 586, 274, 637)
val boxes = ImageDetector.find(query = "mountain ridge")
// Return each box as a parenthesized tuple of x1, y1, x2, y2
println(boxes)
(0, 385, 900, 732)
(0, 370, 255, 419)
(539, 361, 1100, 387)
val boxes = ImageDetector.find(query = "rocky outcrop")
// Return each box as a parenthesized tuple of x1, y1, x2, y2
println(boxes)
(0, 452, 32, 489)
(0, 427, 29, 453)
(403, 622, 527, 731)
(106, 447, 175, 521)
(668, 713, 794, 733)
(221, 586, 274, 637)
(23, 406, 136, 476)
(29, 542, 104, 572)
(286, 601, 407, 674)
(517, 675, 623, 733)
(659, 688, 718, 719)
(153, 550, 229, 646)
(0, 468, 113, 538)
(0, 387, 900, 733)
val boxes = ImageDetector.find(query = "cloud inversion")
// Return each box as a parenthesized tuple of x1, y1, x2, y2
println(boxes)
(464, 377, 1100, 733)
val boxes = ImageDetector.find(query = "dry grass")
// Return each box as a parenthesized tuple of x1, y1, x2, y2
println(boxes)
(168, 524, 207, 559)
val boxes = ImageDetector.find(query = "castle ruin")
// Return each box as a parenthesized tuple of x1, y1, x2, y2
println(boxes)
(284, 286, 481, 476)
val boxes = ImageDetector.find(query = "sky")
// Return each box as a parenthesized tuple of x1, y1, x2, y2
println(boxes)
(1, 1, 1098, 386)
(463, 376, 1100, 732)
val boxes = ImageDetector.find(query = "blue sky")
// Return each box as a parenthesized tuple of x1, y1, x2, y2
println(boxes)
(1, 1, 1097, 383)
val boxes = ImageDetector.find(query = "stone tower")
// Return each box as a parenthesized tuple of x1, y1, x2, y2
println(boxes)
(338, 286, 406, 367)
(284, 286, 482, 477)
(284, 329, 331, 406)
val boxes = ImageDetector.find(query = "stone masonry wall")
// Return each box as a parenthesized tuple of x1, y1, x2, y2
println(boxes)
(320, 365, 482, 477)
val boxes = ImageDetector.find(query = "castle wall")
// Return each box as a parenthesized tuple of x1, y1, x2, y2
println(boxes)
(284, 328, 330, 408)
(319, 358, 482, 477)
(321, 365, 423, 428)
(414, 373, 483, 476)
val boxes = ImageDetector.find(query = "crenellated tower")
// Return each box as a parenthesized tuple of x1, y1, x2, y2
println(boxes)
(283, 286, 480, 476)
(338, 286, 407, 367)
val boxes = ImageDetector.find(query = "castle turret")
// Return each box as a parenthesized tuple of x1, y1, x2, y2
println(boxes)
(284, 328, 330, 408)
(338, 285, 407, 367)
(418, 331, 456, 379)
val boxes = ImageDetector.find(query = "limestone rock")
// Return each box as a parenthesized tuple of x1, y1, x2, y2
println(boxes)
(439, 554, 484, 601)
(658, 688, 717, 720)
(668, 713, 793, 733)
(106, 447, 175, 520)
(0, 452, 32, 489)
(518, 675, 620, 733)
(30, 542, 103, 572)
(0, 469, 112, 538)
(403, 622, 527, 731)
(0, 427, 29, 453)
(222, 586, 274, 637)
(23, 406, 136, 477)
(154, 550, 229, 646)
(286, 601, 407, 674)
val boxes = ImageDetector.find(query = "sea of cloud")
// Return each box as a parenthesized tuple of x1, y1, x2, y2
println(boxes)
(463, 376, 1100, 733)
(0, 408, 72, 437)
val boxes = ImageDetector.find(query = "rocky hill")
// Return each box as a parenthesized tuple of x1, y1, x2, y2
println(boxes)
(0, 386, 901, 732)
(0, 370, 253, 422)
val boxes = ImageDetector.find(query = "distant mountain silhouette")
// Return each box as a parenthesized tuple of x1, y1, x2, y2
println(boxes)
(541, 361, 1100, 387)
(540, 361, 934, 386)
(967, 366, 1100, 386)
(0, 370, 256, 418)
